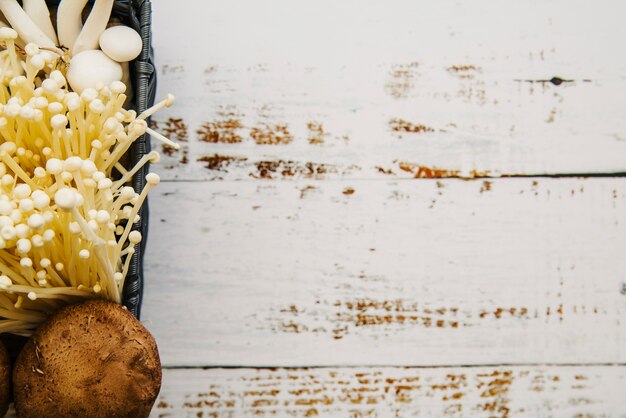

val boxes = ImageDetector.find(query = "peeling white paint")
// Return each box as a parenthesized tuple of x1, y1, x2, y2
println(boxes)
(151, 0, 626, 180)
(142, 178, 626, 367)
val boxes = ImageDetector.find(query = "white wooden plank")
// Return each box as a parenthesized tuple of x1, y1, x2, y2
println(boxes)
(152, 366, 626, 418)
(6, 365, 624, 417)
(150, 0, 626, 180)
(142, 178, 626, 367)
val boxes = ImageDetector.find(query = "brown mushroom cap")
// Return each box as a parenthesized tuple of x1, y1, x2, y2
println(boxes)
(0, 340, 10, 417)
(13, 300, 161, 418)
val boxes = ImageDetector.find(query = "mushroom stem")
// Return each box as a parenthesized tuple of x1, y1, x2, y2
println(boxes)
(0, 258, 27, 286)
(0, 151, 38, 189)
(22, 0, 58, 45)
(119, 246, 134, 280)
(72, 0, 113, 56)
(0, 29, 23, 79)
(113, 162, 128, 176)
(8, 284, 93, 297)
(40, 261, 65, 287)
(137, 94, 175, 121)
(111, 151, 158, 189)
(0, 307, 45, 322)
(146, 127, 180, 150)
(56, 0, 88, 50)
(0, 20, 24, 48)
(69, 206, 119, 302)
(0, 253, 37, 288)
(0, 320, 36, 333)
(0, 0, 60, 53)
(115, 173, 158, 257)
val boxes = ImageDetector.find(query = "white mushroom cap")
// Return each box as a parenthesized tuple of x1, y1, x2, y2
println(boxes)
(99, 26, 142, 63)
(66, 50, 122, 93)
(54, 188, 77, 211)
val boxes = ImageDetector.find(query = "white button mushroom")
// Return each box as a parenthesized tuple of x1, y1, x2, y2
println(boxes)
(66, 50, 122, 93)
(99, 26, 142, 63)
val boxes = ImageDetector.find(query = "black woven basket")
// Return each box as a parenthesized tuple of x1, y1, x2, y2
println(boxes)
(111, 0, 156, 319)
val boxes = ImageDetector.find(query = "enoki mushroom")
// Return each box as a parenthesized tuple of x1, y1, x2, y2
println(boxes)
(0, 28, 177, 335)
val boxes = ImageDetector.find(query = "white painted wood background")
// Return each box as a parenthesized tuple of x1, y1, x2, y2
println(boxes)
(141, 0, 626, 416)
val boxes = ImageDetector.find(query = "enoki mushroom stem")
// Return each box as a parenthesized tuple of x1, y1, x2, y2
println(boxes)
(0, 39, 176, 334)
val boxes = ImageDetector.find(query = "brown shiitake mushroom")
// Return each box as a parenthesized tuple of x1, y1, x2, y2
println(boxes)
(0, 340, 10, 417)
(13, 300, 161, 418)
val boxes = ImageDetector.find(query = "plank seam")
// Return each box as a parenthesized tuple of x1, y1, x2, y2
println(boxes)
(162, 363, 626, 370)
(160, 172, 626, 184)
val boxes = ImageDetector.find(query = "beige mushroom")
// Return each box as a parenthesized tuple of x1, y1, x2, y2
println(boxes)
(56, 0, 89, 50)
(71, 0, 113, 55)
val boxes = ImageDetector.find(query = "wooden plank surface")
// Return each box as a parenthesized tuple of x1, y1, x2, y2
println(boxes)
(142, 178, 626, 367)
(5, 366, 625, 417)
(140, 0, 626, 415)
(8, 366, 625, 418)
(6, 365, 624, 417)
(150, 0, 626, 180)
(152, 366, 626, 418)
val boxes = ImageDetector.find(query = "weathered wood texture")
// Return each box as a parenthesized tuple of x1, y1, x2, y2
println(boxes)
(151, 0, 626, 180)
(152, 366, 626, 418)
(142, 178, 626, 367)
(6, 366, 623, 418)
(142, 0, 626, 415)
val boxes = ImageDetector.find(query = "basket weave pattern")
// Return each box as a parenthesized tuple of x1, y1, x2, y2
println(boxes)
(116, 0, 156, 318)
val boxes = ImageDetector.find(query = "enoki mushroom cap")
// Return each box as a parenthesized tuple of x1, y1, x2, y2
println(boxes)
(54, 188, 77, 211)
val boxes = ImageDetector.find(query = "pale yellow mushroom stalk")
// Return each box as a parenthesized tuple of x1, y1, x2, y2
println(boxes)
(72, 0, 114, 55)
(0, 0, 61, 54)
(0, 19, 24, 48)
(0, 42, 177, 335)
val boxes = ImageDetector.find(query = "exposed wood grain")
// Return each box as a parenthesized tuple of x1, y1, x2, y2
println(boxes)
(141, 178, 626, 367)
(152, 366, 626, 417)
(150, 0, 626, 180)
(5, 365, 622, 417)
(144, 2, 626, 416)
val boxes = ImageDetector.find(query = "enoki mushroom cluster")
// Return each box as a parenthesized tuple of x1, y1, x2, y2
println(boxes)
(0, 28, 176, 335)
